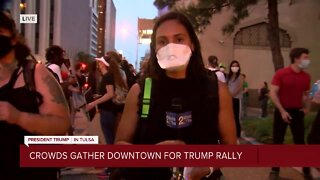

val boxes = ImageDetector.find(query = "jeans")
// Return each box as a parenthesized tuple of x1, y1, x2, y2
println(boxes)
(99, 109, 115, 145)
(271, 108, 310, 175)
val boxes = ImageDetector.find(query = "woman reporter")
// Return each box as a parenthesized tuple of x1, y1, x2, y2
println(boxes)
(115, 12, 236, 180)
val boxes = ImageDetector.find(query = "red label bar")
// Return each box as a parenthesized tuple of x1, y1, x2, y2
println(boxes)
(20, 145, 320, 167)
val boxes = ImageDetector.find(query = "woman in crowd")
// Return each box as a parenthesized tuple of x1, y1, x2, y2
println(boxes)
(0, 11, 70, 179)
(227, 60, 244, 140)
(86, 54, 126, 145)
(115, 11, 236, 180)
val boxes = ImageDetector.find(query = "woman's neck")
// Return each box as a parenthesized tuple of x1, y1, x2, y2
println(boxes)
(166, 70, 186, 79)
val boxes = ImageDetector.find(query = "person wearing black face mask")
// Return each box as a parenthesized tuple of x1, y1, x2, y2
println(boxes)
(0, 11, 70, 179)
(0, 33, 14, 58)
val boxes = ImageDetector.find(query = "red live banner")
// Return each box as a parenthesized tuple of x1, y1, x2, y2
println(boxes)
(20, 145, 320, 167)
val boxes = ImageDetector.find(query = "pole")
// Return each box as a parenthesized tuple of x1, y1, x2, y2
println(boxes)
(136, 27, 140, 70)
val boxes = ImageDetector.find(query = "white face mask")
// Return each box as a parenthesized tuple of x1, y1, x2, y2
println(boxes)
(231, 67, 239, 73)
(298, 59, 311, 69)
(156, 43, 192, 71)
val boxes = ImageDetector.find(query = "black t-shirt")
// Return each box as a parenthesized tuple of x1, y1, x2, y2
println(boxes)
(125, 76, 220, 179)
(97, 73, 115, 112)
(135, 76, 220, 145)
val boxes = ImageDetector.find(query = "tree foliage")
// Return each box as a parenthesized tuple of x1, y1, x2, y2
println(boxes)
(154, 0, 259, 34)
(75, 51, 93, 66)
(154, 0, 285, 70)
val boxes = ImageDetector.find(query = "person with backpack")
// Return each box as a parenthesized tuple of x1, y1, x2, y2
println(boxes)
(86, 55, 126, 144)
(0, 11, 70, 179)
(115, 12, 236, 180)
(85, 54, 128, 177)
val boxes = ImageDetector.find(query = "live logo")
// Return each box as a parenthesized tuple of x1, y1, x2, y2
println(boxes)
(20, 14, 37, 24)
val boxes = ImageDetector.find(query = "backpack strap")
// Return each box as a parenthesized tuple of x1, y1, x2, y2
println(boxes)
(23, 60, 36, 92)
(140, 77, 152, 119)
(22, 59, 43, 106)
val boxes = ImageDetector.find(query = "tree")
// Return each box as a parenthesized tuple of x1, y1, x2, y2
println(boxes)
(76, 51, 92, 65)
(75, 51, 94, 72)
(154, 0, 285, 71)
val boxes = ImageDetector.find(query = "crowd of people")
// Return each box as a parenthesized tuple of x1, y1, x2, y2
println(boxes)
(1, 9, 320, 180)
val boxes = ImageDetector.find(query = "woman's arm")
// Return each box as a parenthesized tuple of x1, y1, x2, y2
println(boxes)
(86, 85, 114, 111)
(115, 83, 140, 145)
(218, 82, 237, 144)
(0, 64, 70, 135)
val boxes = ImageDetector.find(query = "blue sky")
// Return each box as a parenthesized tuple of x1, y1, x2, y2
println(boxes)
(113, 0, 158, 69)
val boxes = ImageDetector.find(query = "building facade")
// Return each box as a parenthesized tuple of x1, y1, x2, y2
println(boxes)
(104, 0, 116, 53)
(199, 0, 320, 90)
(5, 0, 116, 61)
(193, 0, 320, 106)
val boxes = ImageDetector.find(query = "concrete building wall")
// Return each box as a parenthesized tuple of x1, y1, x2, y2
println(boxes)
(60, 0, 91, 59)
(105, 0, 116, 52)
(7, 0, 101, 60)
(200, 0, 320, 89)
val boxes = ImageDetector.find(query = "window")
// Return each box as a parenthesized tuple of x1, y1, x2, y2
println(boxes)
(234, 22, 291, 48)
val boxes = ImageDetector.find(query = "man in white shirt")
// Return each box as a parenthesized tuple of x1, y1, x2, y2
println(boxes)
(45, 45, 66, 83)
(207, 55, 226, 83)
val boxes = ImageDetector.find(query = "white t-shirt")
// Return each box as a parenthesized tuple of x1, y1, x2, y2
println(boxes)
(47, 63, 63, 83)
(208, 67, 226, 83)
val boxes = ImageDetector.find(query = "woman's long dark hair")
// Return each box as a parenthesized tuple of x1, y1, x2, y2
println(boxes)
(0, 11, 31, 65)
(105, 52, 127, 89)
(227, 60, 241, 83)
(145, 11, 207, 81)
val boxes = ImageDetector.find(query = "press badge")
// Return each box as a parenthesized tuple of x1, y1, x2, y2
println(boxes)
(166, 111, 192, 128)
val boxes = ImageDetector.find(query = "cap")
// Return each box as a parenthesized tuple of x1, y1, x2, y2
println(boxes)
(95, 57, 109, 67)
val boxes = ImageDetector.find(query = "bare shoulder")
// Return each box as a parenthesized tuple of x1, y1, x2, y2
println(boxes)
(129, 83, 141, 97)
(34, 63, 67, 106)
(34, 63, 60, 89)
(34, 63, 51, 76)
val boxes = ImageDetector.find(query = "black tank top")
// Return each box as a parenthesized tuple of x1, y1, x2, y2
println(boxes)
(0, 66, 57, 179)
(125, 76, 220, 180)
(136, 76, 220, 144)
